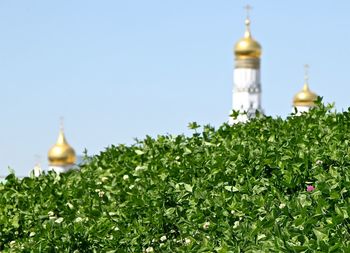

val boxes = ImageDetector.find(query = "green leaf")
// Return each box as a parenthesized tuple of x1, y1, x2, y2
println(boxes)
(135, 150, 144, 155)
(313, 228, 328, 242)
(188, 122, 200, 130)
(224, 186, 239, 192)
(184, 184, 193, 192)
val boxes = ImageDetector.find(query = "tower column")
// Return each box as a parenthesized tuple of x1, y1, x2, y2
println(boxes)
(229, 7, 263, 124)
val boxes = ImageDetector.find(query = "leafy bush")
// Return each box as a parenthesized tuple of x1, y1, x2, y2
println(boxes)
(2, 103, 350, 252)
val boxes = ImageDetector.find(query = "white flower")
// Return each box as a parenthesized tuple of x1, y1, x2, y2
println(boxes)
(279, 203, 286, 209)
(184, 238, 191, 245)
(160, 235, 167, 242)
(66, 202, 74, 209)
(233, 221, 240, 229)
(135, 165, 146, 171)
(316, 160, 323, 165)
(231, 210, 235, 215)
(98, 191, 105, 198)
(203, 221, 210, 229)
(75, 217, 83, 223)
(29, 232, 36, 237)
(55, 217, 64, 224)
(145, 246, 154, 252)
(123, 174, 129, 180)
(48, 211, 55, 217)
(100, 176, 108, 182)
(129, 184, 135, 190)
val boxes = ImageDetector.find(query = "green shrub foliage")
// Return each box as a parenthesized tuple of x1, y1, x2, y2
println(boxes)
(2, 103, 350, 252)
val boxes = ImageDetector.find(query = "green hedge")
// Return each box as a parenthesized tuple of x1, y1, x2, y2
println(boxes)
(2, 102, 350, 252)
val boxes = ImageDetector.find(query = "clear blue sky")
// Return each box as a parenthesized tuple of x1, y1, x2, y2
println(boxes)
(1, 1, 350, 176)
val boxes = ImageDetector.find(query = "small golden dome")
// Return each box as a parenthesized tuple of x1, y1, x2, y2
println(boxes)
(293, 83, 318, 107)
(234, 18, 262, 59)
(48, 129, 76, 166)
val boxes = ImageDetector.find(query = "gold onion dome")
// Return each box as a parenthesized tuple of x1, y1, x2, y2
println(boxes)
(48, 129, 76, 166)
(234, 18, 262, 59)
(293, 65, 318, 107)
(293, 83, 318, 107)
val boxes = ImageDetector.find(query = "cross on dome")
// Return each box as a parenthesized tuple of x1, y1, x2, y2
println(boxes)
(245, 4, 252, 19)
(60, 116, 65, 131)
(243, 5, 253, 38)
(304, 64, 310, 84)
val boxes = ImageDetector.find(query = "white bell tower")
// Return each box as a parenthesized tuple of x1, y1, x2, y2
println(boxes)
(230, 5, 263, 124)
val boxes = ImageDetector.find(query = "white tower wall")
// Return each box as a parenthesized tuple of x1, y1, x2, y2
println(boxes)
(229, 13, 262, 124)
(293, 106, 311, 114)
(49, 165, 75, 174)
(229, 63, 262, 124)
(232, 68, 261, 110)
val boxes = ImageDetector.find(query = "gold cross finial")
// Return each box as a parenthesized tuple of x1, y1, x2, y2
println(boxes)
(244, 4, 252, 37)
(59, 116, 64, 131)
(245, 4, 252, 19)
(304, 64, 310, 84)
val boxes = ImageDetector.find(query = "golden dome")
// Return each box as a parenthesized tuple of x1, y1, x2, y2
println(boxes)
(48, 129, 76, 166)
(234, 18, 262, 59)
(293, 83, 318, 107)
